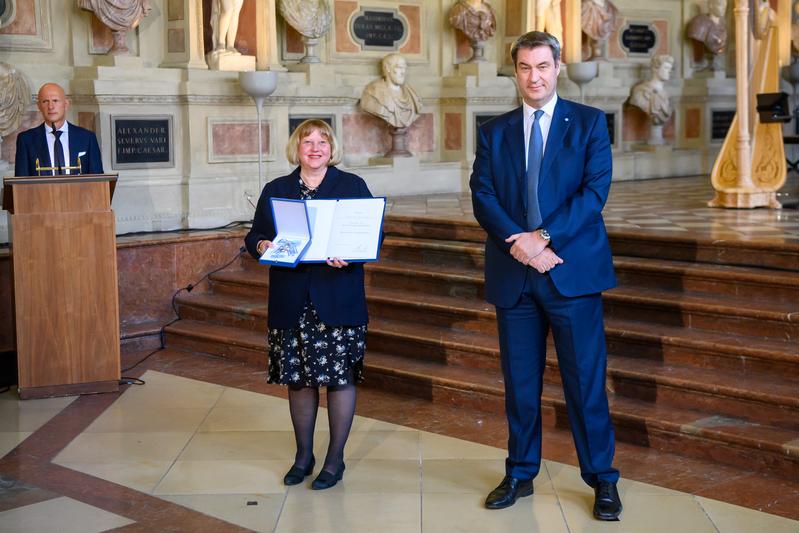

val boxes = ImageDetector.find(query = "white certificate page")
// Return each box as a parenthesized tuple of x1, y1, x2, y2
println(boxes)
(301, 198, 385, 262)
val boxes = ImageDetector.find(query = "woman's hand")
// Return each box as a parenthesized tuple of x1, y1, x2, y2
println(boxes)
(256, 240, 273, 255)
(326, 257, 349, 268)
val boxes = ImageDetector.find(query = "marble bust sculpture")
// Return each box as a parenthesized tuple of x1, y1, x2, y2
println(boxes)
(686, 0, 728, 68)
(278, 0, 332, 63)
(581, 0, 619, 60)
(360, 54, 422, 130)
(628, 55, 674, 145)
(78, 0, 151, 54)
(448, 0, 497, 62)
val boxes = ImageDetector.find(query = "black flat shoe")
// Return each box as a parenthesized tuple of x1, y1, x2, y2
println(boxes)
(283, 456, 315, 486)
(593, 480, 622, 521)
(485, 475, 534, 509)
(311, 464, 345, 490)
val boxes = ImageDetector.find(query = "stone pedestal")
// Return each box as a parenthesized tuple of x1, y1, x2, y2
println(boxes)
(708, 190, 781, 209)
(455, 61, 499, 87)
(287, 63, 336, 86)
(207, 53, 256, 72)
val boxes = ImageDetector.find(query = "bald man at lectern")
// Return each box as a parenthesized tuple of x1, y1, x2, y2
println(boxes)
(14, 83, 103, 177)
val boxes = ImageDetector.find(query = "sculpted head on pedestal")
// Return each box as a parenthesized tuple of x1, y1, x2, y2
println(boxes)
(0, 62, 31, 139)
(359, 54, 422, 130)
(78, 0, 151, 54)
(448, 0, 497, 43)
(628, 55, 674, 126)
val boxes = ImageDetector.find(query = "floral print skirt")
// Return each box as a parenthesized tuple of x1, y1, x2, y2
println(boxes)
(267, 300, 366, 387)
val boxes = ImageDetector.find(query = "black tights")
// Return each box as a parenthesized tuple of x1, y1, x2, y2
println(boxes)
(288, 382, 357, 475)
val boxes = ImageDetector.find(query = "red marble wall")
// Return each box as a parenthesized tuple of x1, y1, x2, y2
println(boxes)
(444, 113, 463, 151)
(342, 112, 434, 156)
(685, 108, 701, 139)
(398, 4, 420, 55)
(334, 0, 359, 53)
(0, 0, 36, 35)
(90, 13, 114, 53)
(211, 122, 269, 157)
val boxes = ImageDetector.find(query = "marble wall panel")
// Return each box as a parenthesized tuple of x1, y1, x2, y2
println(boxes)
(408, 113, 434, 153)
(398, 4, 420, 55)
(444, 113, 462, 151)
(622, 105, 675, 142)
(209, 121, 270, 161)
(77, 112, 96, 132)
(168, 0, 184, 21)
(117, 244, 178, 328)
(685, 108, 701, 139)
(0, 255, 14, 353)
(168, 28, 185, 53)
(90, 14, 113, 55)
(334, 0, 359, 53)
(0, 0, 35, 35)
(174, 238, 244, 293)
(343, 112, 392, 155)
(454, 30, 471, 64)
(284, 23, 304, 54)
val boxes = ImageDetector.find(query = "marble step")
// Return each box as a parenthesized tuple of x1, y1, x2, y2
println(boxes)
(191, 279, 799, 379)
(166, 300, 799, 430)
(381, 215, 799, 271)
(365, 350, 799, 480)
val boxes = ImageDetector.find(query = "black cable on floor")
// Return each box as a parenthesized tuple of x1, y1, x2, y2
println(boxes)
(119, 245, 247, 378)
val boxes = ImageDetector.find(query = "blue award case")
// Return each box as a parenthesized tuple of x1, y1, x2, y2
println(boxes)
(258, 198, 312, 267)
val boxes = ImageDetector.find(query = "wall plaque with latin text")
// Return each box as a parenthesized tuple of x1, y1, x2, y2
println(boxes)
(111, 115, 174, 169)
(350, 9, 407, 51)
(621, 24, 657, 55)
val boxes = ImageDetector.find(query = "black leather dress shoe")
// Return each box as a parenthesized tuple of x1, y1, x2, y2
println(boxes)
(593, 480, 622, 520)
(485, 475, 534, 509)
(311, 463, 345, 490)
(283, 456, 315, 486)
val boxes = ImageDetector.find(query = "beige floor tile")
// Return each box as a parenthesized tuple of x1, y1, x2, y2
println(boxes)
(545, 460, 678, 496)
(0, 405, 69, 432)
(557, 491, 716, 532)
(0, 432, 31, 458)
(177, 430, 298, 461)
(54, 432, 193, 463)
(153, 459, 288, 495)
(55, 460, 175, 493)
(0, 390, 75, 410)
(350, 415, 416, 433)
(420, 431, 507, 460)
(319, 459, 420, 494)
(342, 430, 420, 460)
(113, 373, 224, 409)
(83, 406, 211, 433)
(696, 496, 799, 533)
(0, 496, 135, 533)
(276, 492, 420, 533)
(423, 492, 569, 533)
(214, 387, 286, 408)
(422, 459, 557, 495)
(199, 405, 328, 432)
(161, 493, 285, 533)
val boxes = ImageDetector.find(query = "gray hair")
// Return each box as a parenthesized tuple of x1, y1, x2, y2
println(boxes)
(511, 31, 561, 66)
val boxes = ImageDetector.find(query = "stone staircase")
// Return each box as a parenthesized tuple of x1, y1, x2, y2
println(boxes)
(164, 214, 799, 480)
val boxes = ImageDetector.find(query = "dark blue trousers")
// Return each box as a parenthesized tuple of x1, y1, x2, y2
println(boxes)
(495, 269, 619, 487)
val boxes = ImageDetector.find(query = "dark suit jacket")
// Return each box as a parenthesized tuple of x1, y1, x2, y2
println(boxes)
(470, 97, 616, 307)
(245, 166, 374, 329)
(15, 122, 103, 177)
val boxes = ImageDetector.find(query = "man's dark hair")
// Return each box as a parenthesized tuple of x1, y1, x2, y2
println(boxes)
(511, 31, 561, 66)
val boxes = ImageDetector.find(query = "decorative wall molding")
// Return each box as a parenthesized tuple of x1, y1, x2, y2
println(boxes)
(0, 0, 52, 51)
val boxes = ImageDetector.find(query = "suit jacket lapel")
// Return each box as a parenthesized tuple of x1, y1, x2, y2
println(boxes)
(68, 122, 80, 169)
(502, 108, 525, 193)
(35, 124, 52, 169)
(540, 99, 572, 186)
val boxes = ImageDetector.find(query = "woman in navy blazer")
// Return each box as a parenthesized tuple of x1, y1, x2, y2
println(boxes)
(245, 119, 373, 491)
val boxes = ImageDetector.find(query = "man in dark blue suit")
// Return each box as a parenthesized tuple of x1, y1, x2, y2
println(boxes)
(14, 83, 103, 177)
(470, 31, 622, 520)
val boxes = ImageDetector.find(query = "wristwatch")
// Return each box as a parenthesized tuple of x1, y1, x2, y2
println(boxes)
(538, 228, 551, 241)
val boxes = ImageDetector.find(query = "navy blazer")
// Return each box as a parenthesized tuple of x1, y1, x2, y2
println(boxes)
(15, 122, 104, 177)
(245, 166, 374, 329)
(470, 97, 616, 307)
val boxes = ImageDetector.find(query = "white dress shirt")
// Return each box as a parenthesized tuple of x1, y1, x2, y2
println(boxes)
(44, 121, 71, 175)
(523, 94, 558, 168)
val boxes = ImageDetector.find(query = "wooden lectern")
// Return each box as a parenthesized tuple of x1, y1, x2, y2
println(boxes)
(2, 174, 121, 399)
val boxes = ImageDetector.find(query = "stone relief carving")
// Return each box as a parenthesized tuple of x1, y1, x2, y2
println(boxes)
(448, 0, 497, 63)
(628, 54, 674, 145)
(360, 53, 422, 156)
(0, 61, 30, 164)
(581, 0, 619, 61)
(278, 0, 332, 64)
(78, 0, 151, 55)
(686, 0, 727, 70)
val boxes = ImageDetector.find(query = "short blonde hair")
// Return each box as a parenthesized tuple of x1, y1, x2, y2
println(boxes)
(285, 119, 342, 166)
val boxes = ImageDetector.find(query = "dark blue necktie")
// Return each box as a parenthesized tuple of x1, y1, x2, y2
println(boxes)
(526, 110, 544, 231)
(52, 127, 65, 174)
